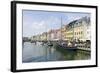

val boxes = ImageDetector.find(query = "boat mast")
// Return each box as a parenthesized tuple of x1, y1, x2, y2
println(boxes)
(61, 16, 62, 41)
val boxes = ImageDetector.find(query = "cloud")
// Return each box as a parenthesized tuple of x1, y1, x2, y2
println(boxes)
(45, 16, 61, 31)
(32, 21, 46, 29)
(30, 21, 47, 35)
(30, 16, 61, 35)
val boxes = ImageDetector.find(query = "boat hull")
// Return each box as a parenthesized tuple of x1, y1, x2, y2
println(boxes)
(57, 44, 77, 51)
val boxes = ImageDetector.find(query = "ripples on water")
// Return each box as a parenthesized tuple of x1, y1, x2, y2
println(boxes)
(22, 42, 91, 63)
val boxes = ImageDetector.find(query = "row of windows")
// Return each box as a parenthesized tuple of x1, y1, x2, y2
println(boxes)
(74, 23, 83, 27)
(66, 33, 73, 35)
(74, 31, 83, 35)
(74, 27, 83, 31)
(65, 31, 83, 35)
(74, 37, 83, 39)
(66, 37, 73, 40)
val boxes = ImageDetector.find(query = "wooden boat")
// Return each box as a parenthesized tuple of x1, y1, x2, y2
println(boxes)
(57, 42, 77, 51)
(47, 42, 53, 46)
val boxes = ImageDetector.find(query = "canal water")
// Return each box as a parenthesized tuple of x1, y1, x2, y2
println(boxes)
(22, 42, 91, 63)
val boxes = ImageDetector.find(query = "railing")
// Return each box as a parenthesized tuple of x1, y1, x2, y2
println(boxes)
(77, 43, 91, 51)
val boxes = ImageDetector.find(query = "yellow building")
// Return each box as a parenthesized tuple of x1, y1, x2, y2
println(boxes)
(73, 17, 90, 42)
(40, 32, 47, 41)
(66, 21, 76, 41)
(66, 17, 90, 42)
(74, 21, 84, 42)
(61, 25, 67, 41)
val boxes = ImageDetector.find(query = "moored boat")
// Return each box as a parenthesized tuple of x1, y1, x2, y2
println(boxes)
(47, 41, 53, 46)
(57, 41, 77, 51)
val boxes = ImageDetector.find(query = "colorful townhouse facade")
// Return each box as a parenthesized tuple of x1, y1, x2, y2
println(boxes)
(30, 16, 90, 42)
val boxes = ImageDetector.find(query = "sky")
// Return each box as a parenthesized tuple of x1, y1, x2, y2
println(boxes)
(23, 10, 90, 37)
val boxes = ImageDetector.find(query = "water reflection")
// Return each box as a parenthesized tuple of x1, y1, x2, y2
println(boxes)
(22, 42, 90, 63)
